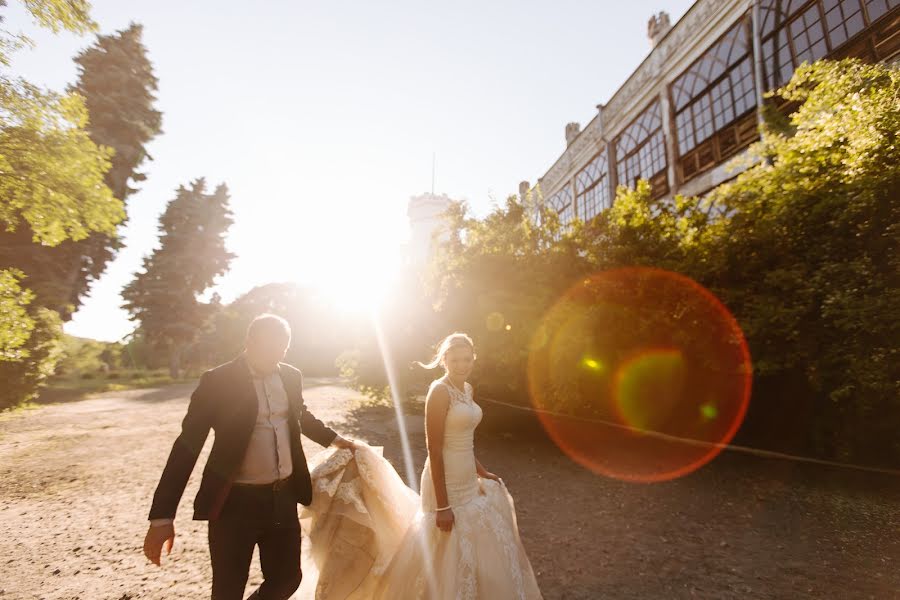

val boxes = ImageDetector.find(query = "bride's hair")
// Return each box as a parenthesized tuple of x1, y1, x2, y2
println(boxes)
(415, 332, 475, 370)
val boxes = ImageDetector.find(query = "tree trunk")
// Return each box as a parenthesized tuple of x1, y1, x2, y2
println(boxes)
(168, 345, 182, 379)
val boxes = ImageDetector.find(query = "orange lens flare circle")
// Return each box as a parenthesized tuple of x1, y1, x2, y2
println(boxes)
(527, 267, 752, 483)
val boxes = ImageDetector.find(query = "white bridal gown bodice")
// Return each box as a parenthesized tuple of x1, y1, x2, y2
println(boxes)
(419, 380, 483, 512)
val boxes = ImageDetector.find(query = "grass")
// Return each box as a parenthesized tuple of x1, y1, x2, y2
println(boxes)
(38, 369, 195, 403)
(0, 369, 196, 419)
(348, 386, 426, 416)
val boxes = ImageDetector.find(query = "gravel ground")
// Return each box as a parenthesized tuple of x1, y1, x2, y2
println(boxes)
(1, 380, 898, 599)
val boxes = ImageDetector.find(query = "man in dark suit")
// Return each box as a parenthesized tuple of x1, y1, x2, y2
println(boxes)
(143, 313, 355, 599)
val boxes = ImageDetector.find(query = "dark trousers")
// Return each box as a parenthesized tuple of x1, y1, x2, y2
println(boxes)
(208, 481, 302, 600)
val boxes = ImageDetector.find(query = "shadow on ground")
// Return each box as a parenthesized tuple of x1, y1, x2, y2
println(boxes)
(336, 394, 900, 599)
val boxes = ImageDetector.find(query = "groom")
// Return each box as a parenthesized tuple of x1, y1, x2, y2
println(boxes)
(143, 313, 355, 599)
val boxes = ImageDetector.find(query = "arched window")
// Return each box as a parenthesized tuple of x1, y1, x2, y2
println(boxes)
(614, 99, 668, 198)
(575, 149, 610, 221)
(545, 184, 575, 227)
(760, 0, 899, 90)
(669, 17, 758, 181)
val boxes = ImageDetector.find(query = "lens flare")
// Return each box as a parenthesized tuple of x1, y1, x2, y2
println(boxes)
(614, 348, 686, 432)
(486, 312, 505, 332)
(527, 267, 752, 483)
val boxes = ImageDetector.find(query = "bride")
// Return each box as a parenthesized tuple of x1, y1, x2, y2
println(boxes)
(302, 333, 543, 599)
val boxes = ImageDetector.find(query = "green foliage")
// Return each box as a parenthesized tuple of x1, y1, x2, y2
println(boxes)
(346, 59, 898, 465)
(0, 268, 34, 361)
(117, 328, 162, 371)
(0, 306, 63, 409)
(71, 23, 162, 202)
(41, 368, 191, 404)
(335, 348, 392, 403)
(0, 0, 132, 410)
(5, 23, 164, 320)
(0, 24, 161, 319)
(427, 196, 593, 399)
(20, 0, 95, 34)
(699, 60, 900, 460)
(0, 82, 119, 245)
(0, 7, 113, 247)
(576, 179, 719, 274)
(54, 334, 123, 375)
(572, 61, 898, 462)
(122, 179, 234, 377)
(0, 1, 96, 66)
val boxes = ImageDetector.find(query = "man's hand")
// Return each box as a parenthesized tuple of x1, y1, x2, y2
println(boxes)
(143, 523, 175, 566)
(332, 435, 357, 452)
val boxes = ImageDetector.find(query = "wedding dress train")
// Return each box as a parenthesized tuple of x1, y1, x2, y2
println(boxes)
(301, 380, 542, 599)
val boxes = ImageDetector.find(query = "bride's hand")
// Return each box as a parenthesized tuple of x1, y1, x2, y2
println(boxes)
(481, 472, 502, 483)
(435, 509, 454, 532)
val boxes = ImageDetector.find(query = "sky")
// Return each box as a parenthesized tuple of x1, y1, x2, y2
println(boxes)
(7, 0, 695, 341)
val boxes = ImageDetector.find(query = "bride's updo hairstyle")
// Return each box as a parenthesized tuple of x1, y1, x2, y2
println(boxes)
(415, 332, 475, 370)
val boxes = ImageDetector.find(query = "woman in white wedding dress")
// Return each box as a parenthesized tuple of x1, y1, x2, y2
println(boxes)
(302, 333, 543, 599)
(375, 332, 543, 599)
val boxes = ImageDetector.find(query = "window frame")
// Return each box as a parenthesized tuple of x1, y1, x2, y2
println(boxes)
(544, 183, 576, 227)
(668, 15, 759, 183)
(613, 99, 670, 199)
(575, 148, 611, 221)
(760, 0, 900, 90)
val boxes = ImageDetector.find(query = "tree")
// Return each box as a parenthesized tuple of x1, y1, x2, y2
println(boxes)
(0, 1, 95, 67)
(0, 306, 63, 408)
(371, 59, 899, 466)
(0, 83, 119, 245)
(0, 269, 34, 362)
(341, 196, 592, 402)
(122, 179, 234, 377)
(195, 282, 367, 375)
(569, 62, 899, 464)
(0, 23, 162, 319)
(0, 0, 124, 409)
(699, 60, 900, 461)
(55, 334, 123, 375)
(9, 0, 94, 35)
(428, 197, 594, 401)
(0, 84, 118, 410)
(72, 23, 162, 202)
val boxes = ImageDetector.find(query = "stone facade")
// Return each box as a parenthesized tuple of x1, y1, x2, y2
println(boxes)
(529, 0, 900, 223)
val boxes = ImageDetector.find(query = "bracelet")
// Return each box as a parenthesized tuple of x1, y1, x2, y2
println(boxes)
(436, 505, 452, 512)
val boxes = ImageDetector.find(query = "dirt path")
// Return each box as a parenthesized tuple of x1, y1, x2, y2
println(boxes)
(1, 380, 898, 599)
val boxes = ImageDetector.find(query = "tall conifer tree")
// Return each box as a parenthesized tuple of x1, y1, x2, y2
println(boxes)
(122, 179, 235, 377)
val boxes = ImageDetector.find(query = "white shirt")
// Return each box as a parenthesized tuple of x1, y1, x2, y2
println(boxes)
(234, 366, 294, 484)
(149, 362, 294, 527)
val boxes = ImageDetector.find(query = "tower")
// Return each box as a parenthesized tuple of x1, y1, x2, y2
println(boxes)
(406, 192, 454, 266)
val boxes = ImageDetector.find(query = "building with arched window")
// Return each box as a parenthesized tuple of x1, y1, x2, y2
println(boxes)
(529, 0, 899, 225)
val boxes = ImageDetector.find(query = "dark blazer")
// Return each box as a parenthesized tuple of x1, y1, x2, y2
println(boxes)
(148, 356, 337, 521)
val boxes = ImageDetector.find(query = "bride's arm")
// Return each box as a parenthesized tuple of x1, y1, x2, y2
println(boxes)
(475, 457, 500, 481)
(425, 386, 452, 519)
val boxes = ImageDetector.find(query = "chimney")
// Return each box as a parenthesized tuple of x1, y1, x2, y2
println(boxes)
(647, 11, 672, 48)
(565, 122, 581, 147)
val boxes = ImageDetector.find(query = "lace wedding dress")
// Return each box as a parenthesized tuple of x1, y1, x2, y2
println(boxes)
(301, 380, 543, 599)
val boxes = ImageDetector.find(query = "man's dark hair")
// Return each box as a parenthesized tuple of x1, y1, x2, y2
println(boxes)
(246, 313, 291, 343)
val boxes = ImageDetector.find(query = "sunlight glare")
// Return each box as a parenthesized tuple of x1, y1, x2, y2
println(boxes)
(311, 246, 402, 315)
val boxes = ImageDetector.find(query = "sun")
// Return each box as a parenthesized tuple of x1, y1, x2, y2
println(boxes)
(302, 241, 403, 316)
(226, 192, 409, 317)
